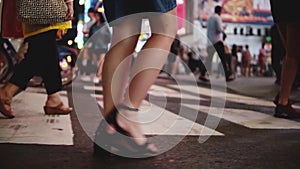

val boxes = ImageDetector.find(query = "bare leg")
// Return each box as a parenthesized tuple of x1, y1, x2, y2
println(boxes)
(96, 53, 106, 78)
(117, 9, 177, 146)
(0, 83, 19, 117)
(102, 17, 141, 118)
(277, 23, 300, 105)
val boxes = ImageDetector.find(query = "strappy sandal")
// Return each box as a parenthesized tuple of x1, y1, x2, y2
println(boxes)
(273, 93, 293, 105)
(43, 102, 72, 115)
(93, 104, 158, 158)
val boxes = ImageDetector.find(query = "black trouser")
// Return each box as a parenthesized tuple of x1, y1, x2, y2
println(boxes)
(206, 41, 231, 78)
(9, 30, 62, 95)
(188, 58, 207, 76)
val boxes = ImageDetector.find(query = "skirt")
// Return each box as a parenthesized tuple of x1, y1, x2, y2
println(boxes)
(103, 0, 177, 24)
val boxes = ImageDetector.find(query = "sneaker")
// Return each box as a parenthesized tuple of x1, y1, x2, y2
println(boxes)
(81, 75, 91, 82)
(274, 103, 300, 119)
(93, 77, 101, 84)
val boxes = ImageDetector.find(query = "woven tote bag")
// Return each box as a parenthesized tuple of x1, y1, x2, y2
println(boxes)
(16, 0, 67, 24)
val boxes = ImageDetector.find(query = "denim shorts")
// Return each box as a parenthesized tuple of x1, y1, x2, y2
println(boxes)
(103, 0, 177, 24)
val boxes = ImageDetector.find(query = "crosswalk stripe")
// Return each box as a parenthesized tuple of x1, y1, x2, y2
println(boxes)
(90, 92, 224, 136)
(0, 88, 73, 145)
(85, 83, 300, 130)
(167, 84, 300, 129)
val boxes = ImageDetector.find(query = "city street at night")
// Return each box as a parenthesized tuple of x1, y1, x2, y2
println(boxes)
(1, 75, 299, 169)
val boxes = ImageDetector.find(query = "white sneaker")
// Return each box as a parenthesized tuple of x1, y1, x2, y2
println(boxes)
(93, 77, 101, 84)
(81, 75, 91, 82)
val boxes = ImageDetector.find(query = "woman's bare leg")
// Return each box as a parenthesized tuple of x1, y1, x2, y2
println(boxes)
(102, 18, 141, 118)
(116, 9, 178, 146)
(277, 23, 300, 105)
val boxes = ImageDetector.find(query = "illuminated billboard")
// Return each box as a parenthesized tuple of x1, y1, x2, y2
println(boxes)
(199, 0, 273, 25)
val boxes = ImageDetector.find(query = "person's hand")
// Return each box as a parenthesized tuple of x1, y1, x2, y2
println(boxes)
(65, 1, 74, 21)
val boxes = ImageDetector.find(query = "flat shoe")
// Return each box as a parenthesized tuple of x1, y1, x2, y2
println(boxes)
(44, 102, 72, 115)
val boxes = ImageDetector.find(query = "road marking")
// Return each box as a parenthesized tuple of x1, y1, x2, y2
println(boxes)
(86, 83, 300, 130)
(0, 88, 73, 145)
(167, 84, 300, 129)
(90, 92, 223, 136)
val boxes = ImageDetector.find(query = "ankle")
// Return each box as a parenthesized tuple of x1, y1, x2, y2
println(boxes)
(3, 83, 19, 98)
(278, 100, 289, 106)
(46, 93, 62, 105)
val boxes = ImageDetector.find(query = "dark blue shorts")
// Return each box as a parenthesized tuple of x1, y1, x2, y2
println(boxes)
(103, 0, 177, 24)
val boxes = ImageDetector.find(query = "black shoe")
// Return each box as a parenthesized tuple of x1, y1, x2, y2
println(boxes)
(273, 93, 293, 105)
(198, 75, 209, 82)
(226, 76, 235, 82)
(274, 103, 300, 119)
(93, 105, 158, 158)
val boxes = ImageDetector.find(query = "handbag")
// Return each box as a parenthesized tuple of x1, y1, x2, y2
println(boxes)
(16, 0, 68, 24)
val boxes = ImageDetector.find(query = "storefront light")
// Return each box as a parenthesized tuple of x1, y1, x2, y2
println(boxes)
(79, 0, 85, 5)
(97, 7, 104, 13)
(177, 0, 184, 5)
(67, 40, 73, 46)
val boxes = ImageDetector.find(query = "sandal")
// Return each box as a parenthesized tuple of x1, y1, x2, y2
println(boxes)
(43, 102, 72, 115)
(0, 89, 14, 118)
(93, 104, 158, 158)
(274, 103, 300, 119)
(273, 93, 293, 105)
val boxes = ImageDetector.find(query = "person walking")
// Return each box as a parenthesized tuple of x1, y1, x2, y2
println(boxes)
(241, 45, 251, 77)
(86, 10, 111, 84)
(206, 5, 234, 82)
(93, 0, 177, 157)
(231, 44, 238, 78)
(258, 43, 266, 76)
(270, 0, 300, 118)
(80, 7, 96, 82)
(0, 0, 73, 118)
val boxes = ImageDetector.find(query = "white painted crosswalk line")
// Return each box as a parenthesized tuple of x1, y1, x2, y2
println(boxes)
(0, 88, 73, 145)
(167, 84, 275, 107)
(86, 83, 300, 130)
(167, 84, 300, 129)
(83, 85, 102, 91)
(91, 93, 223, 136)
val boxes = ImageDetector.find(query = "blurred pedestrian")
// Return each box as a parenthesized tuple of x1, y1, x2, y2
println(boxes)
(83, 8, 96, 39)
(231, 44, 238, 78)
(0, 0, 73, 118)
(258, 43, 266, 76)
(164, 34, 180, 76)
(80, 7, 96, 82)
(206, 5, 234, 81)
(86, 11, 111, 84)
(223, 33, 232, 77)
(270, 0, 300, 118)
(241, 44, 251, 77)
(94, 0, 177, 156)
